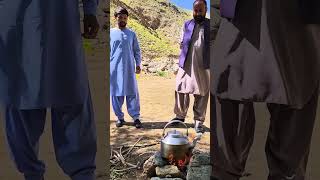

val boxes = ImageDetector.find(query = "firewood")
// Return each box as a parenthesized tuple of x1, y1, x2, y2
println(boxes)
(124, 137, 143, 158)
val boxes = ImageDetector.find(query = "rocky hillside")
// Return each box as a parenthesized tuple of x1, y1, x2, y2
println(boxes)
(110, 0, 194, 73)
(110, 0, 192, 59)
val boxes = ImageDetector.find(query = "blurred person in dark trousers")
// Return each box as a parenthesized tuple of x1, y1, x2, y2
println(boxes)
(211, 0, 320, 179)
(0, 0, 99, 179)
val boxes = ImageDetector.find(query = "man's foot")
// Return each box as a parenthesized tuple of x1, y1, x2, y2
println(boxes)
(195, 120, 205, 133)
(134, 119, 142, 129)
(171, 117, 185, 122)
(116, 119, 125, 127)
(170, 117, 185, 126)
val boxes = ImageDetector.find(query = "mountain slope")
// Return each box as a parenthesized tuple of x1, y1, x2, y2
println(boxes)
(110, 0, 192, 60)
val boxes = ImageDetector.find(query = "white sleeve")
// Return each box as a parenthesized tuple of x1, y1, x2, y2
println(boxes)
(180, 24, 185, 44)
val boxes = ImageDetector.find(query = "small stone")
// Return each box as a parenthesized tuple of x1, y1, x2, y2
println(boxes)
(142, 68, 148, 73)
(150, 178, 161, 180)
(156, 67, 163, 72)
(186, 165, 212, 180)
(148, 62, 157, 67)
(189, 153, 211, 167)
(142, 62, 149, 66)
(148, 67, 157, 73)
(160, 62, 168, 71)
(156, 165, 183, 178)
(150, 177, 184, 180)
(173, 64, 179, 72)
(143, 155, 157, 177)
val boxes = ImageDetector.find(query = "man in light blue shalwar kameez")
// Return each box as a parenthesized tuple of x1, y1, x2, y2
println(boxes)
(110, 7, 142, 129)
(0, 0, 99, 180)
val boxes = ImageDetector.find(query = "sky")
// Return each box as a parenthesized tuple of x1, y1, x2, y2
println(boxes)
(169, 0, 211, 13)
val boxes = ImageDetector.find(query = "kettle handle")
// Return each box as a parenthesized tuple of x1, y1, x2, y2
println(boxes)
(162, 120, 188, 137)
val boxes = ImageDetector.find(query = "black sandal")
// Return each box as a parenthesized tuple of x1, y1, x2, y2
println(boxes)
(116, 119, 125, 127)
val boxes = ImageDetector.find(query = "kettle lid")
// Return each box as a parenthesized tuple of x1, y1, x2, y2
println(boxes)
(162, 130, 189, 145)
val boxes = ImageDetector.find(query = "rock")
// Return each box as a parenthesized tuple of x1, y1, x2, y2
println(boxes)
(173, 64, 179, 72)
(142, 61, 150, 66)
(142, 152, 168, 178)
(160, 63, 168, 71)
(168, 58, 176, 64)
(139, 58, 181, 74)
(156, 165, 183, 178)
(142, 57, 151, 62)
(150, 177, 184, 180)
(189, 153, 211, 167)
(150, 17, 161, 30)
(186, 165, 212, 180)
(142, 68, 148, 73)
(150, 178, 160, 180)
(148, 62, 157, 68)
(148, 67, 157, 73)
(156, 67, 164, 73)
(154, 151, 168, 167)
(143, 155, 157, 178)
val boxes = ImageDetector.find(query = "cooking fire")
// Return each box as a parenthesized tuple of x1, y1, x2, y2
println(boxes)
(142, 120, 205, 179)
(167, 152, 191, 171)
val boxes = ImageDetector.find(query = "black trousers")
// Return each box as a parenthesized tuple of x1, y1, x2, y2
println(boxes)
(210, 87, 318, 180)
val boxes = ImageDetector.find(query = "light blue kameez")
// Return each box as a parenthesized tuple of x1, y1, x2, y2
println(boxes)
(110, 28, 141, 96)
(110, 28, 141, 120)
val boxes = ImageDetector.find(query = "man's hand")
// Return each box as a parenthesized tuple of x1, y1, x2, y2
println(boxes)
(83, 14, 100, 39)
(136, 66, 141, 74)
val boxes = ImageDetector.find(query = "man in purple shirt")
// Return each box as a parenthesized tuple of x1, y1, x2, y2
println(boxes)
(171, 0, 210, 133)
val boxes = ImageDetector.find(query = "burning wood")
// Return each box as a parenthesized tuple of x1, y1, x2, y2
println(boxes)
(167, 153, 191, 171)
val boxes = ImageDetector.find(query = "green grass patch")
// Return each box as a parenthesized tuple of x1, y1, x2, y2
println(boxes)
(128, 19, 176, 58)
(157, 71, 168, 77)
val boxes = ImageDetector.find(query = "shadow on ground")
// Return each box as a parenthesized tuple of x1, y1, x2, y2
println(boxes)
(110, 120, 210, 132)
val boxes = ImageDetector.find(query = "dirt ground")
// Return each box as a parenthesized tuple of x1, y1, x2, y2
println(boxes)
(109, 74, 211, 180)
(108, 74, 320, 180)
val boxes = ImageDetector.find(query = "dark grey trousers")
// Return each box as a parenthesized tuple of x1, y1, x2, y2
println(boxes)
(211, 88, 318, 180)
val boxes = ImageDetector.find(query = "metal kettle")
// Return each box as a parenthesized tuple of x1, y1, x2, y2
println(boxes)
(161, 120, 197, 161)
